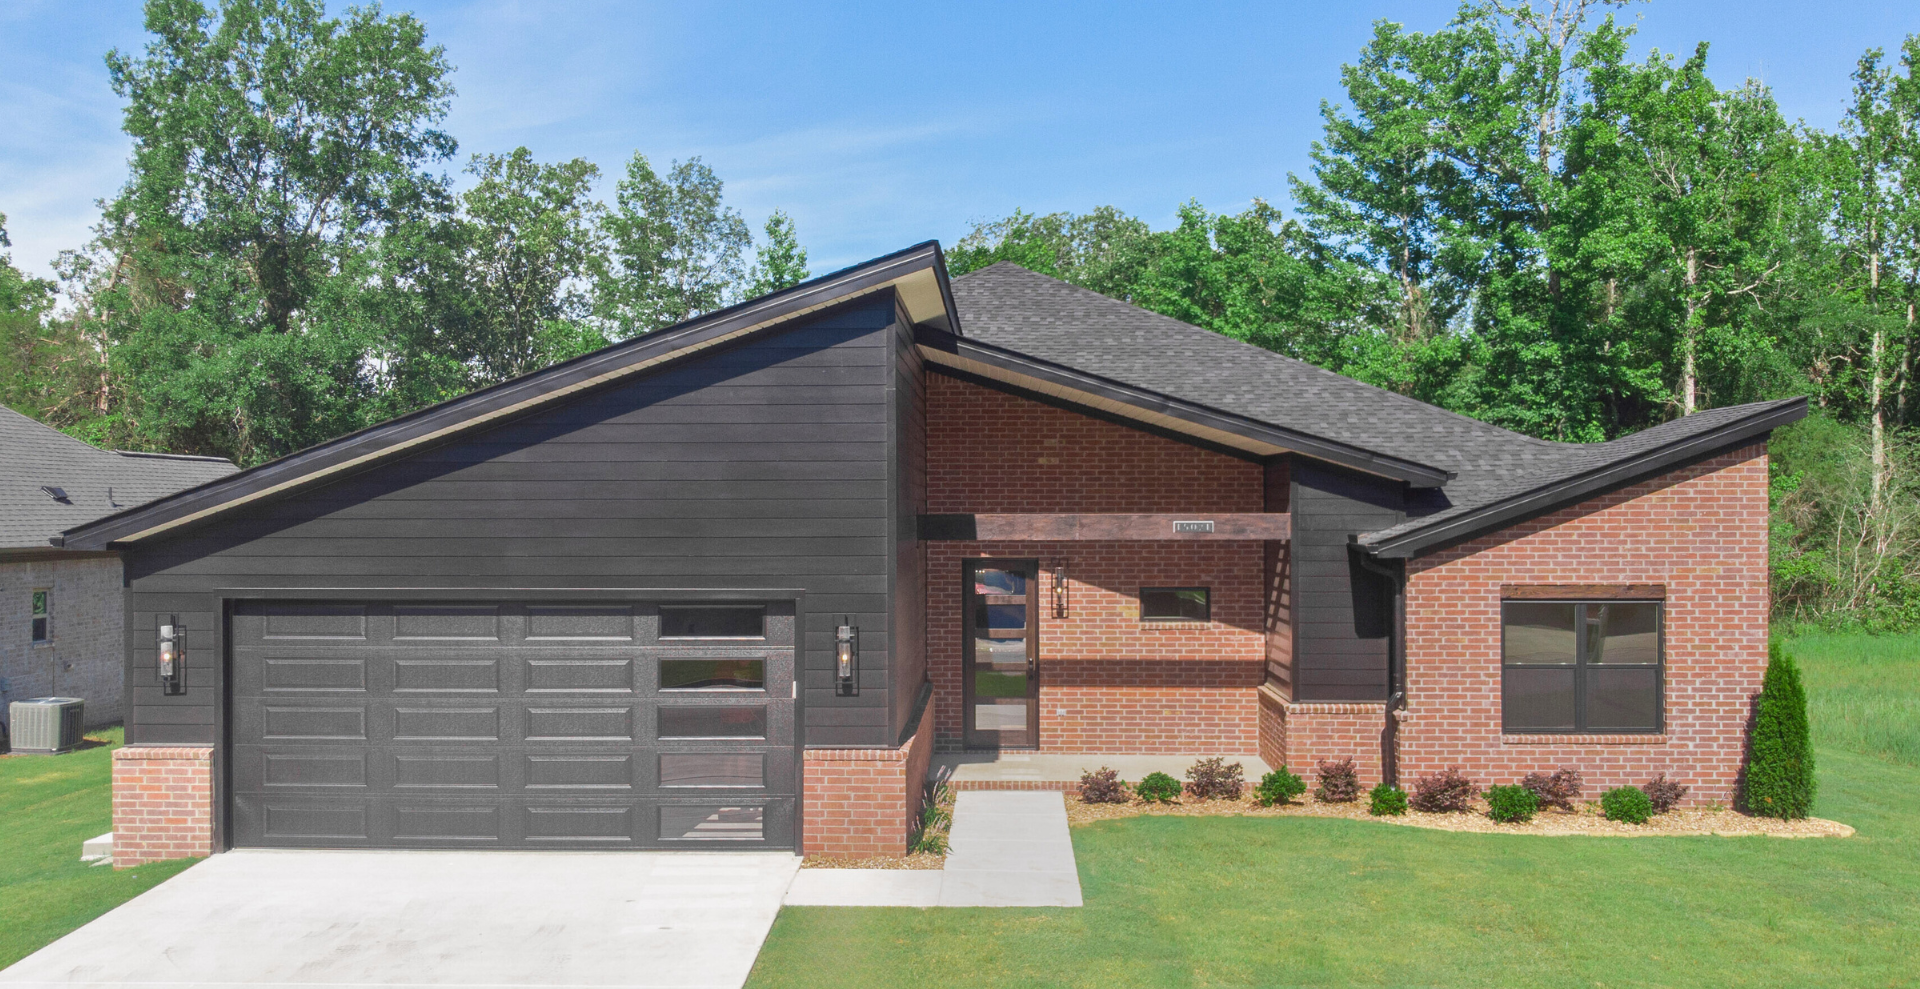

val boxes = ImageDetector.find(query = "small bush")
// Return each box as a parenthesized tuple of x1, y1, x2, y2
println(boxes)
(1256, 767, 1308, 806)
(1743, 641, 1817, 819)
(1409, 767, 1479, 813)
(1602, 785, 1653, 824)
(1642, 773, 1689, 814)
(1135, 771, 1182, 803)
(1368, 783, 1408, 816)
(1315, 758, 1362, 802)
(1485, 784, 1539, 824)
(1078, 766, 1130, 804)
(1521, 768, 1583, 811)
(1184, 757, 1246, 800)
(911, 783, 953, 854)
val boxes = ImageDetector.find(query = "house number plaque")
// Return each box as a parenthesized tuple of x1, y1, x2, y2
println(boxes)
(1172, 520, 1215, 534)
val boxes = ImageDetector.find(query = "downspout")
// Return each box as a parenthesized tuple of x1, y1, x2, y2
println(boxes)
(1355, 547, 1407, 786)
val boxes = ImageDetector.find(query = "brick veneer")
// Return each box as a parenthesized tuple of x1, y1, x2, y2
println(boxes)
(802, 697, 934, 856)
(112, 745, 214, 868)
(1, 555, 126, 727)
(1268, 698, 1388, 785)
(1399, 443, 1770, 805)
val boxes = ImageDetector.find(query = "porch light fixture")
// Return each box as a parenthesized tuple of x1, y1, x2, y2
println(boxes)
(835, 620, 859, 696)
(1052, 560, 1069, 619)
(157, 615, 185, 696)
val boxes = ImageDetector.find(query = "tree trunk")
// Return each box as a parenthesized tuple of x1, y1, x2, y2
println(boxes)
(1681, 248, 1700, 416)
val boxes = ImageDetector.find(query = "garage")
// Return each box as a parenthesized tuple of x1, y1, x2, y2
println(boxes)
(229, 597, 798, 850)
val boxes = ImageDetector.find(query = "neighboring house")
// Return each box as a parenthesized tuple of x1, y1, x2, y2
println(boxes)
(57, 245, 1801, 868)
(1, 406, 236, 733)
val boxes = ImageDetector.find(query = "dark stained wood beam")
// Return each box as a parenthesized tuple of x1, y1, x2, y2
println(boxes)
(1502, 583, 1667, 600)
(919, 513, 1290, 541)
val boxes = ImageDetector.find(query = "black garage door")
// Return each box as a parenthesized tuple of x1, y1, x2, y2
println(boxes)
(230, 598, 797, 849)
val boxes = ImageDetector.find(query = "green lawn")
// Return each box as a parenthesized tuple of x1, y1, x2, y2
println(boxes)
(0, 727, 197, 970)
(750, 635, 1920, 988)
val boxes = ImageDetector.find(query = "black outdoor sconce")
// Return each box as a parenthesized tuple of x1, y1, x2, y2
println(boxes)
(158, 615, 186, 695)
(1052, 560, 1069, 619)
(835, 620, 859, 696)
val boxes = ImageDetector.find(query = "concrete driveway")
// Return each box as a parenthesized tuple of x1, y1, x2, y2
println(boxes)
(0, 849, 800, 989)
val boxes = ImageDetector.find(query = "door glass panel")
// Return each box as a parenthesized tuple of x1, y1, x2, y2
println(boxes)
(969, 566, 1034, 748)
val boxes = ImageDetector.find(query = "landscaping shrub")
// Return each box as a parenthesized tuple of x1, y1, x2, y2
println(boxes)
(1135, 771, 1182, 803)
(1409, 767, 1479, 812)
(1368, 782, 1408, 816)
(1078, 766, 1130, 804)
(1642, 773, 1690, 814)
(911, 783, 953, 854)
(1485, 784, 1539, 824)
(1184, 757, 1245, 800)
(1255, 767, 1308, 806)
(1602, 785, 1653, 824)
(1743, 641, 1817, 819)
(1315, 758, 1362, 802)
(1521, 768, 1583, 811)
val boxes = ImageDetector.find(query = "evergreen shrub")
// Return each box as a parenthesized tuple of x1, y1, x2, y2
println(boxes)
(1256, 767, 1308, 806)
(1135, 771, 1182, 803)
(1368, 782, 1408, 816)
(1743, 641, 1817, 819)
(1602, 785, 1653, 824)
(1486, 784, 1539, 823)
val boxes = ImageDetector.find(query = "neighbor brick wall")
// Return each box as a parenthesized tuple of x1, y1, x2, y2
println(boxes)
(112, 744, 214, 867)
(1399, 443, 1770, 805)
(1, 555, 124, 727)
(803, 697, 934, 857)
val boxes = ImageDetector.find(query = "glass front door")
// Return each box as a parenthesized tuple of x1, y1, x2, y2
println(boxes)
(963, 559, 1038, 749)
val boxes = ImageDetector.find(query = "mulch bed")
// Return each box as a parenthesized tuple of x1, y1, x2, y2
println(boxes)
(800, 852, 946, 870)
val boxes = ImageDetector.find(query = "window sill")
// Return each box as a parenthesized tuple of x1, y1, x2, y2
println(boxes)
(1501, 733, 1667, 745)
(1138, 620, 1216, 630)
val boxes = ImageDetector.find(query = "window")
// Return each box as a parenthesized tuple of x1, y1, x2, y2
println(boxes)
(31, 589, 50, 643)
(1502, 601, 1662, 733)
(659, 658, 765, 691)
(657, 705, 768, 739)
(1140, 587, 1210, 622)
(659, 606, 764, 639)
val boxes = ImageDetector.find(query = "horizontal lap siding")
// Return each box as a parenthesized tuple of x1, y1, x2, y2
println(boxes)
(1291, 460, 1403, 702)
(122, 298, 902, 751)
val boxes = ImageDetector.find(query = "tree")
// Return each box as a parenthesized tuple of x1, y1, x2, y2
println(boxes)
(745, 210, 810, 297)
(947, 206, 1153, 299)
(0, 214, 88, 420)
(1742, 641, 1816, 818)
(594, 153, 750, 336)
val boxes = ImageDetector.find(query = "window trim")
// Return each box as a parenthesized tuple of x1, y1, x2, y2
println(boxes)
(1500, 599, 1665, 734)
(30, 588, 51, 644)
(1139, 586, 1211, 623)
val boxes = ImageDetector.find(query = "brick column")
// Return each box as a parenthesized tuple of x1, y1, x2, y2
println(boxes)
(112, 745, 214, 868)
(802, 697, 934, 857)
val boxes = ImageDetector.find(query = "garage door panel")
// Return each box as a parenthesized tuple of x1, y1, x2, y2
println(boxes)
(230, 598, 796, 850)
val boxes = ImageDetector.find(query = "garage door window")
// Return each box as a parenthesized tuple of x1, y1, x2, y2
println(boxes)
(660, 658, 765, 690)
(659, 606, 764, 639)
(658, 706, 767, 739)
(660, 753, 764, 788)
(660, 805, 764, 841)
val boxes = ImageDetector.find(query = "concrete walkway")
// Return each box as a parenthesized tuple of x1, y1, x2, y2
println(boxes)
(784, 791, 1082, 908)
(934, 751, 1270, 787)
(0, 849, 799, 989)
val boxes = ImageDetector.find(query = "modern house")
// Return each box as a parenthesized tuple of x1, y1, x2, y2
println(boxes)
(57, 244, 1799, 867)
(2, 405, 235, 734)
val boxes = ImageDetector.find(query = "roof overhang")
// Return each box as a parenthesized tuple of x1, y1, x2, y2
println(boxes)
(915, 327, 1454, 487)
(58, 242, 958, 551)
(1360, 397, 1807, 559)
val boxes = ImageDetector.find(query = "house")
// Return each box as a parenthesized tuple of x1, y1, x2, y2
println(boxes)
(2, 405, 235, 734)
(56, 244, 1801, 867)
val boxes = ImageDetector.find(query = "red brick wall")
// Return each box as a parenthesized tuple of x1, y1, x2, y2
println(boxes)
(1400, 443, 1770, 805)
(802, 697, 934, 856)
(1279, 702, 1388, 785)
(112, 745, 214, 868)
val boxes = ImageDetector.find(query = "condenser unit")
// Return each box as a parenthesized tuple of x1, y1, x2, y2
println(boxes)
(9, 698, 85, 754)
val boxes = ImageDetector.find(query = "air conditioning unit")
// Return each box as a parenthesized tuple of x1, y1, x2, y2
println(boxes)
(9, 698, 85, 755)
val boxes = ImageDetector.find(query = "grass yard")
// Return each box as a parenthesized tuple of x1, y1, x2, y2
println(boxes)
(0, 727, 197, 970)
(750, 634, 1920, 988)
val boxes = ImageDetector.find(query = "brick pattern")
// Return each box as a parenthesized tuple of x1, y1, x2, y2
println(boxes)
(1, 556, 124, 727)
(112, 745, 214, 868)
(1400, 444, 1770, 805)
(802, 698, 935, 856)
(1275, 702, 1388, 786)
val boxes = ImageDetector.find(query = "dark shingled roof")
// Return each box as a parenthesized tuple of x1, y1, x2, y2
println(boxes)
(0, 405, 237, 552)
(950, 262, 1801, 553)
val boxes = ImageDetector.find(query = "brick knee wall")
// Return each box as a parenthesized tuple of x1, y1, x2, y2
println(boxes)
(1400, 444, 1770, 806)
(1261, 697, 1387, 786)
(112, 745, 214, 868)
(1257, 686, 1287, 771)
(803, 696, 934, 856)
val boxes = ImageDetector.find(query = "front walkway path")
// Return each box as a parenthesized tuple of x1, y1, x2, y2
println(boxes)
(784, 791, 1082, 908)
(935, 751, 1271, 788)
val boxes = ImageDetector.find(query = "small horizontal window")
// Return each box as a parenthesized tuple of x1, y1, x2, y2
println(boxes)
(659, 606, 764, 639)
(1140, 587, 1209, 622)
(658, 705, 767, 739)
(660, 658, 765, 691)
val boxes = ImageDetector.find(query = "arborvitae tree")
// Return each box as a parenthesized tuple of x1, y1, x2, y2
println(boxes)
(1743, 641, 1817, 819)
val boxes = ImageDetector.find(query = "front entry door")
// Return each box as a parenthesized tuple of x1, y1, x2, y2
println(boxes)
(963, 560, 1039, 749)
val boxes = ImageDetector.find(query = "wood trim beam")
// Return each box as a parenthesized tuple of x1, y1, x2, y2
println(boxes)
(1501, 583, 1667, 600)
(919, 513, 1290, 541)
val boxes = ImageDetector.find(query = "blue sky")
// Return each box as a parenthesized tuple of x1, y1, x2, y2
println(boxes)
(2, 0, 1916, 280)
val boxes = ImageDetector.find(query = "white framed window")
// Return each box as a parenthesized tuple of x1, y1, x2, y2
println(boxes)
(31, 588, 51, 643)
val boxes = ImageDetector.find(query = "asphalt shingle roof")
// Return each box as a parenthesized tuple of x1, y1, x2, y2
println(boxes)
(950, 262, 1796, 546)
(1, 405, 237, 551)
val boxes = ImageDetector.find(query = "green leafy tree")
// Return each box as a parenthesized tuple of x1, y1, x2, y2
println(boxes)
(0, 215, 89, 420)
(745, 210, 811, 297)
(947, 206, 1153, 299)
(594, 153, 750, 336)
(1743, 641, 1816, 818)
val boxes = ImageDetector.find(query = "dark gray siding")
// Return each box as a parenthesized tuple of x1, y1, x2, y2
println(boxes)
(1289, 459, 1404, 701)
(122, 296, 904, 752)
(888, 298, 929, 744)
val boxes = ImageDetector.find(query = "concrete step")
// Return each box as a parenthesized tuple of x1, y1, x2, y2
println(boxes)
(80, 832, 112, 864)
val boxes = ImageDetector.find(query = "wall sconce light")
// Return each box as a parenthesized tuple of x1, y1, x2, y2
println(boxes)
(158, 615, 185, 696)
(1053, 560, 1069, 619)
(835, 620, 859, 696)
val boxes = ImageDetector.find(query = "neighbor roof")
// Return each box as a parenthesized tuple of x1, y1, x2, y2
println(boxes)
(0, 405, 236, 553)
